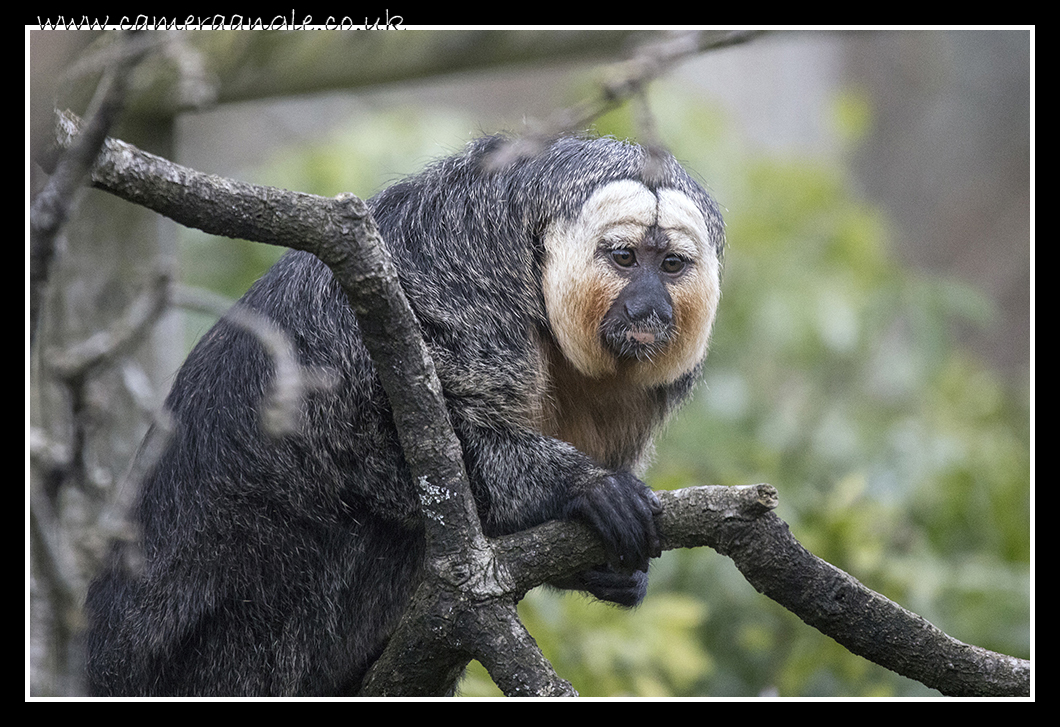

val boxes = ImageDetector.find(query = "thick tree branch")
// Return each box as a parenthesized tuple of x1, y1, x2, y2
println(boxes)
(497, 484, 1029, 697)
(50, 113, 1029, 698)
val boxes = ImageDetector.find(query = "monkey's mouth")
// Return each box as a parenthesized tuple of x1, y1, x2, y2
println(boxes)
(601, 322, 672, 362)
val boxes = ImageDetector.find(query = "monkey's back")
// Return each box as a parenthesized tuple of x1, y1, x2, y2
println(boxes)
(85, 250, 429, 696)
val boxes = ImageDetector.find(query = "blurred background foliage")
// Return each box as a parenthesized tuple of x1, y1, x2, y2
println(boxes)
(175, 76, 1029, 697)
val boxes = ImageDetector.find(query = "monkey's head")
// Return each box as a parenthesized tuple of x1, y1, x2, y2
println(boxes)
(396, 134, 722, 389)
(541, 160, 723, 388)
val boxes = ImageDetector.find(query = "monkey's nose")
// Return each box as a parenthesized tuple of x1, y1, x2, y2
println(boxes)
(625, 298, 673, 327)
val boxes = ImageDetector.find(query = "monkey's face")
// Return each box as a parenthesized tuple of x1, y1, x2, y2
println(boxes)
(543, 180, 721, 387)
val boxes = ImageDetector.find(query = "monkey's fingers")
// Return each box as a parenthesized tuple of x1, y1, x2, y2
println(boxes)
(564, 472, 661, 571)
(551, 566, 649, 607)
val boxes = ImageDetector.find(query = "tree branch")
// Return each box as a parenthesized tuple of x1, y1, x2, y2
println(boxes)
(663, 486, 1030, 697)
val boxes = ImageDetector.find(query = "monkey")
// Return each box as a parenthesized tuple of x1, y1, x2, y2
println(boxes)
(84, 134, 724, 697)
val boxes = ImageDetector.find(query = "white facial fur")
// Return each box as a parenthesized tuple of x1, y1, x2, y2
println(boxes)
(543, 180, 721, 385)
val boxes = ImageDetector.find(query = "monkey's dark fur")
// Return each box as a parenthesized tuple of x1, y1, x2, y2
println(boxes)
(85, 135, 725, 696)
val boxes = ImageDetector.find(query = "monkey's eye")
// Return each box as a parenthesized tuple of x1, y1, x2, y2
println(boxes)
(610, 249, 637, 267)
(661, 255, 686, 274)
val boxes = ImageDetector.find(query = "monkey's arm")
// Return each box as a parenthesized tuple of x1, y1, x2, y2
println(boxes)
(456, 422, 661, 576)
